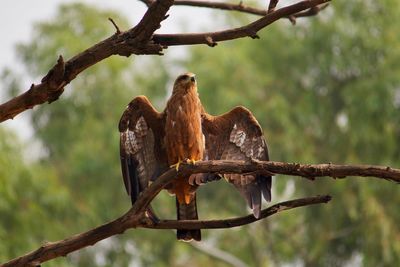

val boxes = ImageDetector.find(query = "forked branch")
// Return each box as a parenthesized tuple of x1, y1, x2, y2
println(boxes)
(0, 0, 330, 122)
(2, 159, 399, 267)
(153, 0, 330, 46)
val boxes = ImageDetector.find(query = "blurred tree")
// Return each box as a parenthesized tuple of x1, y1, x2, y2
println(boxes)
(7, 3, 224, 267)
(2, 0, 400, 266)
(0, 126, 77, 267)
(184, 0, 400, 266)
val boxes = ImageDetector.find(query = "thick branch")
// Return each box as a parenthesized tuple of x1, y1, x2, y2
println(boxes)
(2, 159, 399, 266)
(176, 160, 400, 183)
(0, 0, 174, 123)
(153, 0, 330, 46)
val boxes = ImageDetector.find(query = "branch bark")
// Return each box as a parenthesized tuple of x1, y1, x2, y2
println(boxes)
(1, 195, 330, 267)
(2, 159, 399, 266)
(153, 0, 330, 46)
(173, 0, 329, 22)
(176, 160, 400, 183)
(0, 0, 174, 122)
(0, 0, 330, 122)
(142, 195, 332, 229)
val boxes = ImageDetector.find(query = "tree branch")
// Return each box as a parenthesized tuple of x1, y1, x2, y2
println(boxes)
(153, 0, 330, 46)
(142, 195, 332, 229)
(268, 0, 279, 13)
(0, 0, 174, 123)
(2, 158, 399, 266)
(0, 195, 330, 267)
(175, 0, 329, 20)
(0, 0, 329, 122)
(0, 165, 180, 267)
(176, 159, 400, 183)
(173, 0, 270, 16)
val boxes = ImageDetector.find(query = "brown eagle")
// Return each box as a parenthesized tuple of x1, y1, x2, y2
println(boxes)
(119, 72, 271, 241)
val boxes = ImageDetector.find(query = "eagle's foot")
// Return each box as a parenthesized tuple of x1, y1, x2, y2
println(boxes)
(170, 159, 183, 171)
(185, 158, 198, 165)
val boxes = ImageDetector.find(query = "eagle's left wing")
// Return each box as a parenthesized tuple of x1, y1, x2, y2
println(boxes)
(119, 96, 167, 205)
(201, 106, 272, 218)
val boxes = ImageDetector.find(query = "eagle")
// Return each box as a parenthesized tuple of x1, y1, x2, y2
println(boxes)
(119, 72, 271, 241)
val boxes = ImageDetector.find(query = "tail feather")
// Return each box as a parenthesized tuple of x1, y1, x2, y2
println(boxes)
(176, 194, 201, 241)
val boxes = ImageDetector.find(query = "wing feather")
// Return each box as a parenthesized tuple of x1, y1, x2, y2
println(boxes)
(202, 106, 272, 218)
(119, 96, 166, 204)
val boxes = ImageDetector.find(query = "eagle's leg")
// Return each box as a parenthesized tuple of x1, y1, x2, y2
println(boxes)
(170, 159, 183, 171)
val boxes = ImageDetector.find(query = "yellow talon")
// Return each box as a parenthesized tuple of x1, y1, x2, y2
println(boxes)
(170, 160, 183, 171)
(186, 158, 197, 165)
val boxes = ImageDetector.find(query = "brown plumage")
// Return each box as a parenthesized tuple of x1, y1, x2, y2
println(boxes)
(119, 72, 271, 242)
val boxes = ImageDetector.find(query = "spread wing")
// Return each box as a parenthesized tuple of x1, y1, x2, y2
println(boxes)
(119, 96, 167, 204)
(201, 106, 272, 218)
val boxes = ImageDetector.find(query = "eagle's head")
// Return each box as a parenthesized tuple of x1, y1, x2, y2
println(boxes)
(172, 72, 197, 94)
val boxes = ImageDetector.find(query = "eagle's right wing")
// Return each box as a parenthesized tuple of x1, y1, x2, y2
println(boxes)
(119, 96, 167, 204)
(201, 106, 272, 218)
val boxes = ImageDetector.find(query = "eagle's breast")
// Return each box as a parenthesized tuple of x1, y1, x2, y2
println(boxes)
(164, 89, 204, 165)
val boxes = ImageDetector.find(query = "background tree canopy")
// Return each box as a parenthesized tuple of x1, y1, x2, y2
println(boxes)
(1, 0, 400, 266)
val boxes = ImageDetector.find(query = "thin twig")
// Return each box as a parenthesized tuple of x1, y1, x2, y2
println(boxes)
(268, 0, 279, 13)
(108, 17, 121, 34)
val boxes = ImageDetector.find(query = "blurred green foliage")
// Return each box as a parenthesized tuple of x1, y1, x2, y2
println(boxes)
(1, 0, 400, 266)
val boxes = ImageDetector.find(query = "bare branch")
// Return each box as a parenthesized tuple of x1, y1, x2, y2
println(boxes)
(153, 0, 330, 46)
(0, 0, 329, 122)
(2, 158, 399, 266)
(268, 0, 279, 13)
(108, 17, 121, 34)
(0, 166, 179, 267)
(0, 0, 174, 123)
(171, 0, 330, 27)
(142, 195, 332, 229)
(0, 195, 330, 267)
(173, 0, 268, 16)
(175, 160, 400, 183)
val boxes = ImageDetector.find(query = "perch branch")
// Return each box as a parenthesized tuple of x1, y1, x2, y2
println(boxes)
(175, 160, 400, 183)
(2, 159, 399, 266)
(153, 0, 330, 46)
